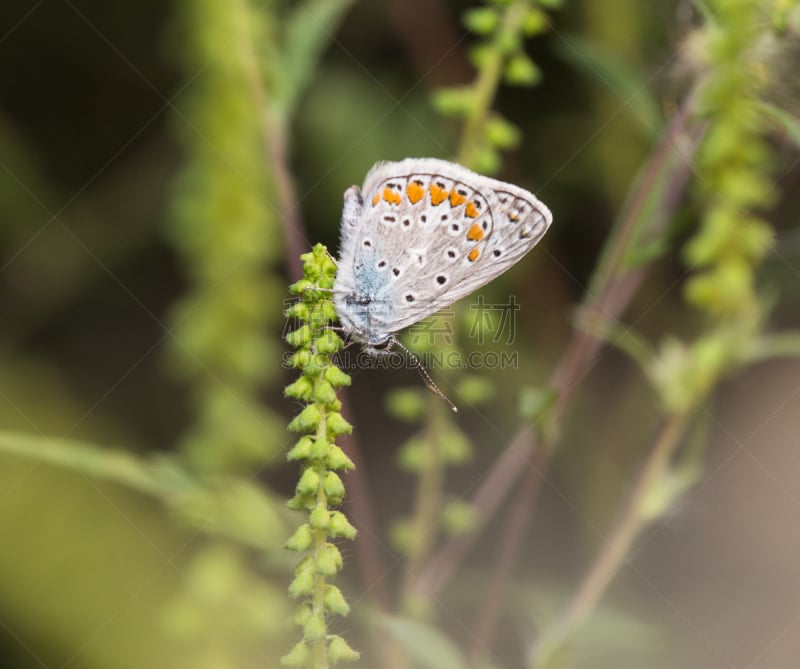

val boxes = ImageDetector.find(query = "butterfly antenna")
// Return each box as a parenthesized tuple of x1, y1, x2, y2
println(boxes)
(390, 336, 458, 413)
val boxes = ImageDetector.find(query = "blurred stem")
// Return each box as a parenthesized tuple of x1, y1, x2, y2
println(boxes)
(467, 98, 701, 663)
(457, 1, 527, 168)
(531, 413, 689, 667)
(237, 0, 306, 281)
(400, 402, 447, 610)
(418, 98, 701, 606)
(238, 0, 392, 619)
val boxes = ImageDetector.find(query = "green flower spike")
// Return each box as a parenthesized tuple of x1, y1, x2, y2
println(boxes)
(282, 244, 359, 668)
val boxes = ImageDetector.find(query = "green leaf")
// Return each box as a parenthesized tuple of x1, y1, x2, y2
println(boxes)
(556, 36, 662, 138)
(382, 616, 468, 669)
(0, 431, 160, 494)
(277, 0, 357, 116)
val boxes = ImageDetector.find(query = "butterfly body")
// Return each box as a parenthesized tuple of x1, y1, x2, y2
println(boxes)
(333, 158, 552, 351)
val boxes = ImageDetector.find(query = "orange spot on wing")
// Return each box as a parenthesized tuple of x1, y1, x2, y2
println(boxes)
(509, 212, 519, 221)
(465, 201, 479, 218)
(468, 248, 480, 262)
(449, 191, 466, 207)
(383, 188, 402, 205)
(372, 193, 380, 206)
(467, 223, 484, 241)
(429, 184, 448, 205)
(407, 181, 425, 203)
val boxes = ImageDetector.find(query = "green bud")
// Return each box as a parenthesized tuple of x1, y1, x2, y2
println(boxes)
(321, 300, 338, 321)
(304, 611, 326, 641)
(504, 53, 541, 86)
(522, 7, 548, 35)
(329, 511, 357, 539)
(442, 427, 473, 464)
(464, 7, 499, 34)
(442, 500, 478, 536)
(285, 523, 313, 551)
(288, 404, 321, 432)
(280, 640, 310, 666)
(284, 301, 310, 320)
(469, 44, 493, 69)
(309, 504, 331, 530)
(287, 436, 314, 461)
(328, 635, 360, 663)
(324, 585, 351, 616)
(287, 491, 314, 511)
(485, 115, 521, 150)
(397, 437, 427, 472)
(289, 350, 312, 368)
(289, 279, 313, 295)
(323, 472, 345, 505)
(317, 330, 343, 354)
(431, 86, 476, 118)
(314, 380, 337, 405)
(455, 375, 497, 404)
(386, 388, 425, 422)
(296, 467, 320, 496)
(288, 570, 314, 598)
(284, 376, 314, 401)
(324, 366, 352, 388)
(327, 445, 355, 471)
(316, 544, 343, 576)
(389, 518, 413, 552)
(289, 603, 313, 627)
(310, 438, 331, 460)
(285, 324, 313, 347)
(326, 412, 353, 436)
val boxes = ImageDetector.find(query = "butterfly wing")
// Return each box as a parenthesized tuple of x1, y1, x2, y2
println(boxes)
(334, 158, 552, 339)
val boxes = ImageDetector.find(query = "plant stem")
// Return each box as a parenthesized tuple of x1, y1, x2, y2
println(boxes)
(416, 99, 702, 610)
(310, 382, 330, 669)
(466, 100, 702, 662)
(457, 0, 528, 168)
(401, 402, 447, 611)
(239, 2, 392, 618)
(531, 413, 689, 666)
(237, 0, 306, 281)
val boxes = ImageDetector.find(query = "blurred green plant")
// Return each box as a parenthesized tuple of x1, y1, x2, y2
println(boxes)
(166, 0, 355, 473)
(530, 1, 800, 665)
(282, 245, 359, 667)
(434, 0, 561, 173)
(166, 0, 284, 473)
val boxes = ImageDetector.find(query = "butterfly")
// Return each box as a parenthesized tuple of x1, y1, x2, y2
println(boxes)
(332, 158, 552, 408)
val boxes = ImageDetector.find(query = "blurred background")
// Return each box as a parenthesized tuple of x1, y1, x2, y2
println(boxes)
(1, 1, 799, 668)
